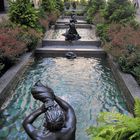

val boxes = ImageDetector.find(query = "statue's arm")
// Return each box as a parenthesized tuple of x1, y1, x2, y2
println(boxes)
(22, 106, 45, 139)
(55, 96, 76, 130)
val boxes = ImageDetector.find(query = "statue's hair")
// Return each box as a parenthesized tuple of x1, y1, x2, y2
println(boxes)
(45, 104, 65, 131)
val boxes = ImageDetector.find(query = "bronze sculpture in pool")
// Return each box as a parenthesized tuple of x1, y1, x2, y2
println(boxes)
(62, 14, 81, 41)
(23, 81, 76, 140)
(63, 22, 81, 41)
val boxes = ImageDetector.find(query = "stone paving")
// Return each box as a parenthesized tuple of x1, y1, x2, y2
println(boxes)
(0, 13, 7, 22)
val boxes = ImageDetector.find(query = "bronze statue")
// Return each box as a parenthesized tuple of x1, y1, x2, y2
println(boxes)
(70, 13, 77, 23)
(23, 81, 76, 140)
(65, 52, 77, 59)
(63, 22, 81, 41)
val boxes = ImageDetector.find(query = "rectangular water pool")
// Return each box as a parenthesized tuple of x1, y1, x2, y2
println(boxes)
(0, 57, 129, 140)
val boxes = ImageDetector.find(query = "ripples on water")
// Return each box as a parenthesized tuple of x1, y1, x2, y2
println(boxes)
(0, 57, 129, 140)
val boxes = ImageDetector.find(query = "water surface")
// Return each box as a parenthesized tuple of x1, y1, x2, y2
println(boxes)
(0, 57, 129, 140)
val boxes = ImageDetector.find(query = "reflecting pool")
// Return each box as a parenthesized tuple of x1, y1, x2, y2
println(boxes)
(0, 57, 129, 140)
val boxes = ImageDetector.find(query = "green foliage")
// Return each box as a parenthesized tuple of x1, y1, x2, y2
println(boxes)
(96, 24, 109, 42)
(93, 12, 105, 25)
(56, 0, 64, 12)
(134, 99, 140, 117)
(80, 0, 88, 5)
(103, 0, 135, 23)
(0, 62, 5, 76)
(41, 0, 56, 12)
(9, 0, 39, 28)
(131, 66, 140, 85)
(86, 7, 96, 23)
(64, 1, 70, 10)
(129, 20, 140, 29)
(17, 32, 38, 51)
(41, 0, 63, 13)
(87, 99, 140, 140)
(86, 0, 105, 23)
(118, 56, 132, 72)
(118, 44, 140, 85)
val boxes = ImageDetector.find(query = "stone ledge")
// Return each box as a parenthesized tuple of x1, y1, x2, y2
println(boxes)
(61, 16, 85, 20)
(0, 53, 32, 108)
(42, 40, 101, 46)
(55, 24, 92, 29)
(107, 54, 140, 114)
(35, 48, 106, 58)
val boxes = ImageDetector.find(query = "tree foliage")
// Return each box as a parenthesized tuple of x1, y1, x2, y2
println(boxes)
(41, 0, 64, 12)
(8, 0, 39, 28)
(86, 0, 105, 23)
(103, 0, 135, 23)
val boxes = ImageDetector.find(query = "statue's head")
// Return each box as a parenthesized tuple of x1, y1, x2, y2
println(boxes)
(44, 105, 65, 132)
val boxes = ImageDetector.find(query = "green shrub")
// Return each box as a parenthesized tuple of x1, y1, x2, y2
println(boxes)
(41, 0, 56, 12)
(17, 28, 42, 51)
(96, 24, 109, 42)
(93, 12, 105, 25)
(131, 66, 140, 84)
(103, 0, 135, 23)
(86, 0, 106, 23)
(56, 0, 64, 12)
(9, 0, 39, 28)
(80, 0, 88, 5)
(87, 98, 140, 140)
(64, 2, 70, 10)
(86, 7, 96, 23)
(118, 56, 132, 72)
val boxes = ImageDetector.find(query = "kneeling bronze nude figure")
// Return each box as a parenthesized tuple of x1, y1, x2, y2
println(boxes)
(23, 81, 76, 140)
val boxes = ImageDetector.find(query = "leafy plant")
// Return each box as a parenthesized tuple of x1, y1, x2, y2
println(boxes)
(131, 66, 140, 85)
(56, 0, 64, 12)
(103, 0, 135, 23)
(93, 12, 105, 25)
(41, 0, 56, 12)
(9, 0, 39, 28)
(17, 28, 42, 51)
(96, 24, 109, 42)
(86, 0, 105, 23)
(87, 98, 140, 140)
(64, 2, 70, 10)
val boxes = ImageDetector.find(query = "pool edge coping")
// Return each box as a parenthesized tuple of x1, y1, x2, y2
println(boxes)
(0, 52, 33, 108)
(107, 54, 140, 114)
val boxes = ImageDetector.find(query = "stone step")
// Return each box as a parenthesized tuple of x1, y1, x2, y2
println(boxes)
(42, 40, 101, 47)
(56, 18, 87, 24)
(35, 47, 106, 58)
(43, 45, 99, 49)
(61, 16, 85, 20)
(55, 24, 92, 29)
(56, 20, 87, 24)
